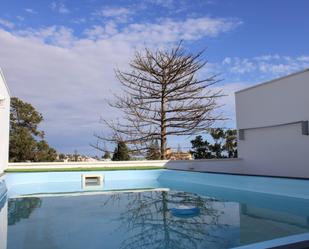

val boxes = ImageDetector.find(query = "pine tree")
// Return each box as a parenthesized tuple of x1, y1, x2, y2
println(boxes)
(103, 151, 111, 159)
(9, 97, 57, 162)
(146, 140, 161, 160)
(223, 129, 238, 158)
(112, 141, 130, 161)
(190, 135, 212, 159)
(209, 128, 225, 158)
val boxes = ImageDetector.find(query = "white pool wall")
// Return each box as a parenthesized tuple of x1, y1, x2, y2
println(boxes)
(5, 169, 309, 199)
(4, 170, 164, 197)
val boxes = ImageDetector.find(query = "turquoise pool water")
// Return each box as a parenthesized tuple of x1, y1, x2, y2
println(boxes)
(1, 169, 309, 249)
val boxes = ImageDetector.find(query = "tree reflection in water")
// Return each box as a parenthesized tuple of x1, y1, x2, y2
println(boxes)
(103, 190, 233, 249)
(8, 197, 42, 225)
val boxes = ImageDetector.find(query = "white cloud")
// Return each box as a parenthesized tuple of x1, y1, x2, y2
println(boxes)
(146, 0, 175, 8)
(222, 57, 231, 64)
(24, 8, 38, 14)
(297, 55, 309, 62)
(228, 58, 255, 74)
(84, 22, 118, 40)
(84, 17, 241, 44)
(210, 82, 252, 127)
(16, 16, 25, 21)
(254, 54, 280, 61)
(95, 7, 134, 23)
(0, 29, 128, 153)
(14, 26, 75, 47)
(0, 19, 15, 29)
(100, 7, 132, 18)
(145, 0, 214, 10)
(0, 16, 241, 154)
(71, 18, 87, 24)
(222, 55, 309, 76)
(50, 2, 70, 14)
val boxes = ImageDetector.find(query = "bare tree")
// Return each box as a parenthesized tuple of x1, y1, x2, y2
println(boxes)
(95, 43, 224, 159)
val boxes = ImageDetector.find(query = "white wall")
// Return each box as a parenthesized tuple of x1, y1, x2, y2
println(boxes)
(8, 158, 244, 174)
(164, 158, 243, 173)
(236, 69, 309, 129)
(235, 69, 309, 178)
(0, 69, 10, 174)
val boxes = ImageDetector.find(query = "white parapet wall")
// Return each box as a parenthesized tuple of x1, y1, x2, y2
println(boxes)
(164, 158, 243, 173)
(235, 68, 309, 178)
(8, 160, 169, 169)
(8, 158, 244, 174)
(0, 69, 10, 174)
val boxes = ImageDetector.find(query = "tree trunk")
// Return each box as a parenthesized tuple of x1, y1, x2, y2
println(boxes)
(160, 127, 166, 159)
(162, 191, 170, 247)
(161, 95, 167, 159)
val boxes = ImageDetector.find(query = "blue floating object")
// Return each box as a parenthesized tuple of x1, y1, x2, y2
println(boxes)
(171, 205, 200, 217)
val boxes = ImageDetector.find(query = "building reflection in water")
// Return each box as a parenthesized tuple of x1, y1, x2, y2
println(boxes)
(8, 197, 41, 225)
(0, 195, 8, 249)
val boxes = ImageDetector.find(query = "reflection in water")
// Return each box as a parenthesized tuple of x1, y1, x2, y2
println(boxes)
(8, 198, 41, 225)
(6, 191, 239, 249)
(4, 189, 309, 249)
(0, 197, 8, 249)
(106, 191, 237, 249)
(0, 196, 6, 212)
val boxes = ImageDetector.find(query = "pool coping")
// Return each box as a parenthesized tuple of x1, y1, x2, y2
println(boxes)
(4, 166, 309, 181)
(231, 232, 309, 249)
(170, 168, 309, 181)
(4, 166, 165, 173)
(5, 169, 309, 199)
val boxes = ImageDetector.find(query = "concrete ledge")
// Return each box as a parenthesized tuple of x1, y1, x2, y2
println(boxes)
(231, 232, 309, 249)
(165, 158, 243, 174)
(7, 159, 243, 174)
(8, 160, 169, 169)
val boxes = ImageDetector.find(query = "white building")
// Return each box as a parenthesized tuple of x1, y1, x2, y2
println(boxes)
(235, 68, 309, 178)
(0, 69, 10, 174)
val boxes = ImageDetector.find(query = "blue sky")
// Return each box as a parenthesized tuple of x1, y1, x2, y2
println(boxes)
(0, 0, 309, 155)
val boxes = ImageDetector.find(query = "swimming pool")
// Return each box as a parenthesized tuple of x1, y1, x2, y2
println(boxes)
(1, 169, 309, 249)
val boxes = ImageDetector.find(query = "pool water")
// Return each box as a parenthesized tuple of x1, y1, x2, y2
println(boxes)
(2, 170, 309, 249)
(7, 191, 240, 249)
